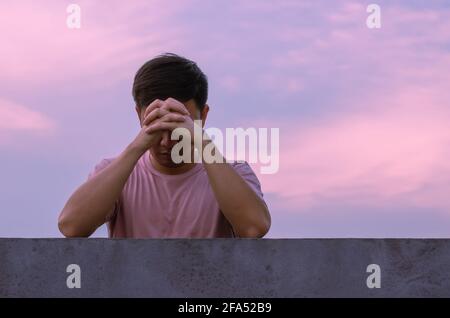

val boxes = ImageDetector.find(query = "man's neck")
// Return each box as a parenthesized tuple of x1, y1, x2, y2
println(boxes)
(148, 151, 196, 175)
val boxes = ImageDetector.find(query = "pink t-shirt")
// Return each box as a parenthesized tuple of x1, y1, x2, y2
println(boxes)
(87, 151, 266, 238)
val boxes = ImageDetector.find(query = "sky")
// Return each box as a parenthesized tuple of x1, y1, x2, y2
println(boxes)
(1, 0, 450, 238)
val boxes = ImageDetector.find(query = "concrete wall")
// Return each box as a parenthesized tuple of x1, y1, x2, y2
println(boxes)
(1, 238, 450, 297)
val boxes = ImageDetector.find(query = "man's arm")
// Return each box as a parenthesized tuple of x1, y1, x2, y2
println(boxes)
(144, 98, 272, 238)
(202, 139, 271, 238)
(143, 98, 271, 238)
(58, 99, 185, 237)
(58, 143, 144, 237)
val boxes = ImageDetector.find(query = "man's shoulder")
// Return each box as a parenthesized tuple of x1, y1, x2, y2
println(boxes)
(228, 160, 252, 169)
(227, 160, 259, 176)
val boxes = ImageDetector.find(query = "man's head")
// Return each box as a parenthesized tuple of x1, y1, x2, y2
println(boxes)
(133, 53, 208, 118)
(132, 53, 209, 168)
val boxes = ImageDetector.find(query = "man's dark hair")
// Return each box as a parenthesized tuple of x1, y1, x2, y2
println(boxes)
(132, 53, 208, 111)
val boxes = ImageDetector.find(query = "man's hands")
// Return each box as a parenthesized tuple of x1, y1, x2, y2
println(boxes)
(130, 98, 196, 154)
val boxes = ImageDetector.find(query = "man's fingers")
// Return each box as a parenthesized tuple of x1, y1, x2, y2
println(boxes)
(145, 121, 180, 134)
(142, 98, 189, 125)
(143, 99, 165, 119)
(160, 113, 186, 123)
(163, 97, 190, 115)
(143, 107, 169, 126)
(143, 109, 186, 126)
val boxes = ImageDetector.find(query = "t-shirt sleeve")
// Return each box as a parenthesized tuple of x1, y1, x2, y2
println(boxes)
(230, 161, 267, 208)
(87, 158, 121, 223)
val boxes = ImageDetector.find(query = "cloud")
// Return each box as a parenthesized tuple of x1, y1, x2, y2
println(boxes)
(258, 87, 450, 211)
(0, 99, 55, 132)
(0, 0, 189, 89)
(256, 2, 450, 100)
(218, 75, 241, 93)
(179, 1, 450, 215)
(0, 99, 55, 145)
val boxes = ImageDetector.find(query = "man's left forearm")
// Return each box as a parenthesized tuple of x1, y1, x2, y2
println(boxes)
(200, 140, 271, 238)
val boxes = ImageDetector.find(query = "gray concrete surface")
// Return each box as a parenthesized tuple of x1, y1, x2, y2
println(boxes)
(1, 239, 449, 297)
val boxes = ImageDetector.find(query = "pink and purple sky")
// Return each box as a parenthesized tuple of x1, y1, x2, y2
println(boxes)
(1, 0, 450, 237)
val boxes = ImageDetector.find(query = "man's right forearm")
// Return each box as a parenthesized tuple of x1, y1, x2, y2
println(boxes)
(58, 143, 145, 237)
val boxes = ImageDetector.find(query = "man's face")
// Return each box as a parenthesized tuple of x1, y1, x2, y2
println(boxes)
(138, 99, 204, 168)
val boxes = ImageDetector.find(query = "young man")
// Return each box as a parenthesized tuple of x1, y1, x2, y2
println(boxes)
(58, 53, 271, 238)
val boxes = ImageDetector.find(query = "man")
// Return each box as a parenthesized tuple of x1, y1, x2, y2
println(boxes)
(58, 53, 271, 238)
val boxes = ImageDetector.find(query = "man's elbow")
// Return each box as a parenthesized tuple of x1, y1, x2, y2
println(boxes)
(58, 213, 88, 238)
(238, 218, 271, 238)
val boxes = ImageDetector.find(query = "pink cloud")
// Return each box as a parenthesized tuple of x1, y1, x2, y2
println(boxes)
(0, 99, 55, 145)
(0, 99, 55, 132)
(257, 74, 305, 94)
(197, 2, 450, 214)
(258, 87, 450, 211)
(0, 1, 189, 89)
(233, 0, 312, 13)
(219, 76, 241, 93)
(263, 3, 450, 96)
